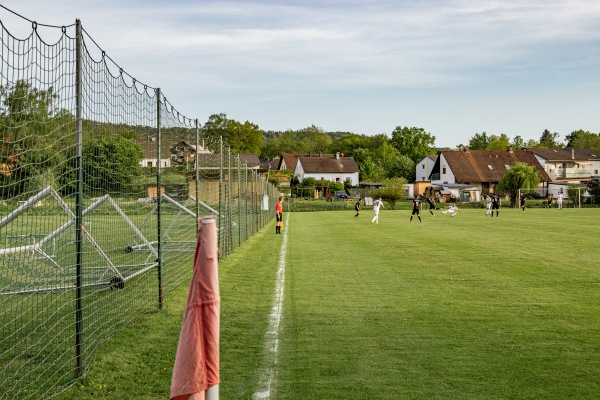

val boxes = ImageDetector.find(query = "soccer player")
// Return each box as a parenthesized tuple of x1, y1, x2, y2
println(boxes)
(442, 203, 461, 216)
(425, 196, 436, 217)
(491, 193, 500, 218)
(275, 196, 283, 234)
(547, 193, 553, 208)
(557, 191, 564, 209)
(410, 195, 422, 223)
(354, 200, 361, 218)
(484, 194, 492, 215)
(520, 193, 526, 211)
(371, 197, 384, 224)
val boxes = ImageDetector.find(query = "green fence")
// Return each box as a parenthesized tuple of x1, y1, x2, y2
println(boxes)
(0, 11, 278, 399)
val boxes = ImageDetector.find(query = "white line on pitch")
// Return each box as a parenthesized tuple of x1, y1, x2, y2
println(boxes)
(253, 212, 289, 400)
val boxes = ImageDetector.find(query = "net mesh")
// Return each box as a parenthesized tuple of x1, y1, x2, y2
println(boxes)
(0, 10, 278, 399)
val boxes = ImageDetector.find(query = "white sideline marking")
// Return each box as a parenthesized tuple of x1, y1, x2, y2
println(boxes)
(253, 212, 289, 400)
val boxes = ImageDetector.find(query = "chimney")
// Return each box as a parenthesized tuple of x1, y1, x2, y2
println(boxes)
(340, 152, 344, 157)
(335, 152, 340, 159)
(572, 149, 575, 160)
(463, 147, 469, 153)
(507, 146, 513, 153)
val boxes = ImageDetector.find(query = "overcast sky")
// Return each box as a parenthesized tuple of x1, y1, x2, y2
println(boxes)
(1, 0, 599, 148)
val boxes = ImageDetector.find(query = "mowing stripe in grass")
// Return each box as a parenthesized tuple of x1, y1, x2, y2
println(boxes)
(253, 212, 290, 400)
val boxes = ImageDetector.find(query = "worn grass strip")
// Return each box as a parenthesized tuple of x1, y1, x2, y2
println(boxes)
(253, 212, 290, 399)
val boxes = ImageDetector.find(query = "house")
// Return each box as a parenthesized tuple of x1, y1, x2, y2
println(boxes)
(293, 153, 360, 186)
(527, 148, 600, 182)
(415, 155, 438, 182)
(278, 153, 334, 170)
(131, 138, 172, 168)
(429, 148, 551, 202)
(233, 154, 261, 169)
(170, 141, 197, 166)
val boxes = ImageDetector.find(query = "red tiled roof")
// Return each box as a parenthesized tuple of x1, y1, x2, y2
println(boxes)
(279, 153, 334, 170)
(442, 150, 551, 183)
(297, 156, 359, 173)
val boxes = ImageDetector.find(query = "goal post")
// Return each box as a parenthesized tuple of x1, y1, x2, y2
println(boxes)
(518, 187, 585, 208)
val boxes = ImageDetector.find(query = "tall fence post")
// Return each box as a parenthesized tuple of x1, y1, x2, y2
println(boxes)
(218, 136, 223, 255)
(156, 88, 163, 310)
(238, 157, 242, 248)
(74, 18, 84, 378)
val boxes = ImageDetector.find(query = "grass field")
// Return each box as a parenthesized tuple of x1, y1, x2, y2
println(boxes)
(54, 206, 600, 399)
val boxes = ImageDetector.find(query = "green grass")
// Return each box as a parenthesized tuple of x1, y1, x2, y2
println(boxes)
(53, 207, 600, 399)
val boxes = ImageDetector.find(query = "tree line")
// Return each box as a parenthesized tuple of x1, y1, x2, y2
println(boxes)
(2, 80, 599, 200)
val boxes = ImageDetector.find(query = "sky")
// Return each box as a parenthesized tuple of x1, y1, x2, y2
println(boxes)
(1, 0, 599, 148)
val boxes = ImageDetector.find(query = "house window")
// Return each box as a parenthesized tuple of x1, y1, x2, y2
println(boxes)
(147, 161, 153, 167)
(442, 167, 446, 174)
(595, 170, 599, 175)
(488, 165, 493, 170)
(422, 165, 425, 169)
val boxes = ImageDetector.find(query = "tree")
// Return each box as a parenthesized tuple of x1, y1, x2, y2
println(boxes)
(539, 129, 561, 148)
(387, 154, 415, 181)
(371, 177, 407, 209)
(390, 126, 436, 162)
(59, 136, 144, 195)
(586, 178, 600, 205)
(202, 113, 264, 154)
(487, 133, 511, 150)
(497, 162, 540, 207)
(511, 135, 525, 149)
(565, 130, 600, 152)
(262, 125, 331, 156)
(467, 132, 489, 150)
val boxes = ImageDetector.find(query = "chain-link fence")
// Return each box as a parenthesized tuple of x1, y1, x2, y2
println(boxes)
(0, 11, 278, 399)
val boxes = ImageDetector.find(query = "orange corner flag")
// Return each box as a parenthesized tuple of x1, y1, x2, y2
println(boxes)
(171, 216, 220, 400)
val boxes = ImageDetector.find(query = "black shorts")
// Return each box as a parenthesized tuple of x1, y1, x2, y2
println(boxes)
(276, 213, 282, 222)
(412, 209, 420, 215)
(492, 204, 499, 210)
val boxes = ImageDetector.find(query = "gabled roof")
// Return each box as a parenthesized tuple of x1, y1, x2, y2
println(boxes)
(233, 154, 261, 168)
(279, 153, 334, 170)
(260, 158, 280, 171)
(419, 154, 438, 163)
(527, 147, 600, 161)
(131, 138, 172, 159)
(297, 156, 359, 174)
(439, 149, 551, 183)
(196, 153, 222, 168)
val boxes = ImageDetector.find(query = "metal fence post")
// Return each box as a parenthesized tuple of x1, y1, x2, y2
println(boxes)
(156, 88, 163, 310)
(74, 18, 84, 377)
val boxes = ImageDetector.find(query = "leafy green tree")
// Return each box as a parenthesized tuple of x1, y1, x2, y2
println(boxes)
(0, 80, 73, 198)
(497, 162, 540, 207)
(539, 129, 561, 148)
(387, 155, 415, 181)
(202, 113, 264, 154)
(59, 136, 144, 195)
(390, 126, 436, 162)
(564, 130, 600, 152)
(467, 132, 489, 150)
(487, 133, 511, 150)
(262, 125, 331, 157)
(371, 177, 407, 209)
(328, 133, 370, 155)
(511, 135, 525, 149)
(586, 178, 600, 204)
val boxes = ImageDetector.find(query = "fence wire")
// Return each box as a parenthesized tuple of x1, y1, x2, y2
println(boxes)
(0, 10, 278, 399)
